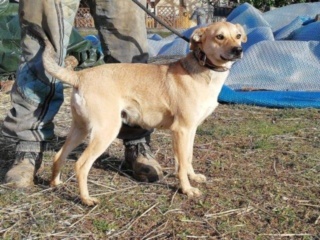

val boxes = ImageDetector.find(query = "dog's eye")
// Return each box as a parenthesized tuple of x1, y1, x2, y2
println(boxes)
(236, 34, 242, 39)
(216, 34, 224, 40)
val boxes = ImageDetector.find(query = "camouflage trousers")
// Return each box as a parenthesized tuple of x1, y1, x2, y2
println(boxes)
(2, 0, 151, 147)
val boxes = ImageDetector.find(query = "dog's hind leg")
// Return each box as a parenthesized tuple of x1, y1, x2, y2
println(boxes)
(75, 119, 122, 206)
(51, 122, 88, 187)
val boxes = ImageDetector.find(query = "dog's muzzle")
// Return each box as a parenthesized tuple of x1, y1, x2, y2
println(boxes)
(231, 46, 243, 57)
(221, 46, 243, 61)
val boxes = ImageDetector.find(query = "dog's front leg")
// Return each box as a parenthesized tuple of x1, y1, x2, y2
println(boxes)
(185, 129, 207, 184)
(172, 128, 202, 198)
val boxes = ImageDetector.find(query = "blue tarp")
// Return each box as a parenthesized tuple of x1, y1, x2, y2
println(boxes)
(148, 3, 320, 108)
(2, 2, 319, 108)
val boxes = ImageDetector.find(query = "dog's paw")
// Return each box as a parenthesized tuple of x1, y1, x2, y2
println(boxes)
(81, 197, 100, 206)
(50, 179, 63, 187)
(189, 173, 207, 183)
(183, 187, 202, 198)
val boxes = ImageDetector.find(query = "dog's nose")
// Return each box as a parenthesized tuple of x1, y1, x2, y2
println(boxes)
(232, 47, 243, 56)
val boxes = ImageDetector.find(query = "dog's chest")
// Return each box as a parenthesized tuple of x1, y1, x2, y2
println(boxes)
(196, 93, 219, 125)
(195, 71, 226, 123)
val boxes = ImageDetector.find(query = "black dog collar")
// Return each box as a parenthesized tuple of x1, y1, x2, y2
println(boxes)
(193, 49, 229, 72)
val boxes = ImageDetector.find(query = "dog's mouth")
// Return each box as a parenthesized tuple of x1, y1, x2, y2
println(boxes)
(220, 54, 242, 62)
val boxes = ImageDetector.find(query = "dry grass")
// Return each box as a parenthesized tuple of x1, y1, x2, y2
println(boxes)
(0, 86, 319, 239)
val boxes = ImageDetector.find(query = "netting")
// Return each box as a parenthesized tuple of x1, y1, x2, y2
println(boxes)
(148, 3, 320, 108)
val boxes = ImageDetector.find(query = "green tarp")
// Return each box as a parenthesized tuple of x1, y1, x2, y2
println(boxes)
(0, 0, 104, 79)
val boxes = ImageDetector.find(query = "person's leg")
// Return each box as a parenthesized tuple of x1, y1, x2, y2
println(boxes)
(3, 0, 80, 187)
(87, 0, 149, 63)
(87, 0, 163, 182)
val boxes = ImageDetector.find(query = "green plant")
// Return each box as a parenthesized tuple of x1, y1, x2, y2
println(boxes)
(93, 219, 117, 232)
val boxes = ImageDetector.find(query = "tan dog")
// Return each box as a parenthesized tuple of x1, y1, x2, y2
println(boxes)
(30, 21, 246, 206)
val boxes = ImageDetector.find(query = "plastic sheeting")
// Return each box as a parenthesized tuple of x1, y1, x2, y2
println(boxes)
(148, 3, 320, 108)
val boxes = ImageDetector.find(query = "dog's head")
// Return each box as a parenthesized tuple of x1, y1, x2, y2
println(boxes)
(190, 22, 247, 68)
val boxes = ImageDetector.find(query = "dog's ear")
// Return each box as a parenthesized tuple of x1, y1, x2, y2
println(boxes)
(190, 27, 206, 51)
(236, 24, 247, 43)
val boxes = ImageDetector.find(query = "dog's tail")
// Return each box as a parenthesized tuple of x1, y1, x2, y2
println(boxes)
(26, 22, 79, 87)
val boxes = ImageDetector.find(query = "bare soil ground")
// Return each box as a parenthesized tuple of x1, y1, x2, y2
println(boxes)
(0, 85, 319, 239)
